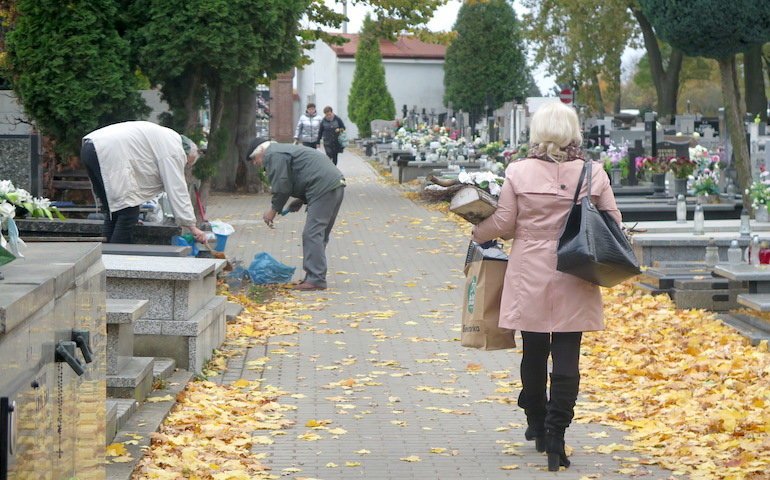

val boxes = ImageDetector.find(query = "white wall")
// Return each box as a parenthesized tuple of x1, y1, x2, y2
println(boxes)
(296, 40, 446, 139)
(384, 59, 445, 120)
(0, 90, 169, 136)
(0, 91, 33, 135)
(295, 42, 341, 134)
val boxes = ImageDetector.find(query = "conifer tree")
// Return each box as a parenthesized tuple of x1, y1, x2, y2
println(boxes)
(4, 0, 149, 158)
(444, 0, 529, 129)
(348, 15, 396, 139)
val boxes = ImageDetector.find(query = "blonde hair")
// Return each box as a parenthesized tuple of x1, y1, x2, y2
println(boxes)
(529, 102, 582, 162)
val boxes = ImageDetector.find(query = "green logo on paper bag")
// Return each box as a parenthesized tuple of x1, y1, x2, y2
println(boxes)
(467, 275, 477, 313)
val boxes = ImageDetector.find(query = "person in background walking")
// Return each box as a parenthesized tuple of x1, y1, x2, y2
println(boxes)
(82, 121, 207, 244)
(316, 106, 346, 165)
(247, 137, 345, 291)
(471, 101, 621, 472)
(294, 102, 322, 149)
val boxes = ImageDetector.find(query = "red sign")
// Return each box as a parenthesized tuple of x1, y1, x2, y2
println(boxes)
(559, 88, 573, 104)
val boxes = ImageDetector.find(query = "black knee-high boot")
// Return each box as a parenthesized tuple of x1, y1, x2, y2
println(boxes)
(544, 373, 580, 471)
(518, 381, 547, 452)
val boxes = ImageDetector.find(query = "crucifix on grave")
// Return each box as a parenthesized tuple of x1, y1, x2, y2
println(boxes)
(646, 111, 658, 157)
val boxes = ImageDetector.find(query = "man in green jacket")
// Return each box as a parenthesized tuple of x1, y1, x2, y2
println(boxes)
(247, 138, 345, 291)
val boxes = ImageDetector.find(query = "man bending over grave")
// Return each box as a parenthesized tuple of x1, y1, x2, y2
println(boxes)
(247, 137, 345, 291)
(81, 121, 207, 244)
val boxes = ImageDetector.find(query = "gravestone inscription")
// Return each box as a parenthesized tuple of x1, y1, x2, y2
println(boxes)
(656, 140, 690, 160)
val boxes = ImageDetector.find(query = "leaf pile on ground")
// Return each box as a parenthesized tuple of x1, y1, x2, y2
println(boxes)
(132, 381, 293, 479)
(128, 287, 314, 479)
(578, 283, 770, 479)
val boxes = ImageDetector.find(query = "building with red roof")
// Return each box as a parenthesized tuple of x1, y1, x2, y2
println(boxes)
(295, 34, 447, 139)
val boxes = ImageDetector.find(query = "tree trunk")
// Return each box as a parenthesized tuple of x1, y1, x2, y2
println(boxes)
(591, 74, 605, 115)
(718, 56, 752, 205)
(632, 6, 682, 123)
(613, 68, 622, 114)
(744, 45, 767, 122)
(183, 68, 202, 133)
(210, 84, 258, 192)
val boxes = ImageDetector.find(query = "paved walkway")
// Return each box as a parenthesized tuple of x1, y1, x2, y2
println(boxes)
(205, 150, 674, 480)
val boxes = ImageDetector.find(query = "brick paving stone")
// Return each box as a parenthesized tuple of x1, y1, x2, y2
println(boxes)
(206, 150, 675, 480)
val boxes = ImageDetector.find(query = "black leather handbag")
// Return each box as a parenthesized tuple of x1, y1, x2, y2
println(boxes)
(556, 160, 640, 287)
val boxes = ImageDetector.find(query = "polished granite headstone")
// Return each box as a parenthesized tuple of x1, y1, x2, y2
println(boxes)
(0, 243, 106, 478)
(0, 135, 39, 195)
(15, 218, 181, 244)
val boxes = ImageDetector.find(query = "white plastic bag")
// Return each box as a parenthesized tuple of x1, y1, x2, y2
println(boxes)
(210, 220, 235, 236)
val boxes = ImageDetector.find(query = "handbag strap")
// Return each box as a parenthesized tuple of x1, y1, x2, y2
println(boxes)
(572, 159, 593, 203)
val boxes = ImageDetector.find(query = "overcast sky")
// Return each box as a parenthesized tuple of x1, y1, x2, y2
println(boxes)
(318, 0, 643, 96)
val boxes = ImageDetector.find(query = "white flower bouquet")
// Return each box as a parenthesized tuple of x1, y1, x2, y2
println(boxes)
(0, 180, 64, 261)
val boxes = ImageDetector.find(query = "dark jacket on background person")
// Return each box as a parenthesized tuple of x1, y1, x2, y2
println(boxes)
(262, 143, 345, 212)
(317, 115, 346, 153)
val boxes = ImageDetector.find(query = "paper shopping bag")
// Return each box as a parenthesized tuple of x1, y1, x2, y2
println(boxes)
(461, 256, 516, 350)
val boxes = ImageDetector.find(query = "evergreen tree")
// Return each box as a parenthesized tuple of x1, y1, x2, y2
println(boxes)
(348, 15, 396, 139)
(444, 0, 529, 125)
(4, 0, 149, 158)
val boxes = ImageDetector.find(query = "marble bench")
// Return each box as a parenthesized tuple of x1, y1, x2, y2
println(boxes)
(102, 255, 226, 373)
(105, 299, 153, 402)
(710, 264, 770, 345)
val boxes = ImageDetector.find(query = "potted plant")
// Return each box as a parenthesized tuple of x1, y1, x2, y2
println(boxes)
(748, 173, 770, 221)
(692, 173, 720, 203)
(636, 156, 668, 195)
(668, 156, 696, 196)
(601, 142, 629, 186)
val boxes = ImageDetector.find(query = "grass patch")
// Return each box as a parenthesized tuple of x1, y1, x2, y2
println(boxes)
(247, 284, 275, 304)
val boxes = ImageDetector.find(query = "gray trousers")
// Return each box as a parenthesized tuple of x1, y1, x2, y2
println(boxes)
(303, 186, 344, 287)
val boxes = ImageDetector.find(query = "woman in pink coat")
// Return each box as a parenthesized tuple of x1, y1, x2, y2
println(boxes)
(472, 101, 621, 472)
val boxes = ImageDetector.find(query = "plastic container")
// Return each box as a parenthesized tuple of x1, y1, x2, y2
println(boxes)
(214, 234, 228, 252)
(727, 240, 742, 265)
(693, 203, 705, 235)
(750, 235, 761, 265)
(676, 194, 686, 223)
(704, 238, 719, 267)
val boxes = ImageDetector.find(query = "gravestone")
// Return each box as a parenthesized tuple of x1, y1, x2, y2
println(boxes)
(370, 119, 397, 138)
(675, 114, 697, 135)
(610, 129, 645, 148)
(765, 143, 770, 168)
(587, 125, 610, 149)
(0, 134, 41, 196)
(701, 126, 716, 142)
(656, 140, 690, 160)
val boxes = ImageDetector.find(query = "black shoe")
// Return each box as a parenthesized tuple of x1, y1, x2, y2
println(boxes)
(545, 431, 570, 471)
(524, 426, 546, 452)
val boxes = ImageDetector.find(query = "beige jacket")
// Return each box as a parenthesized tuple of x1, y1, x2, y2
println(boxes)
(472, 158, 621, 333)
(84, 121, 196, 227)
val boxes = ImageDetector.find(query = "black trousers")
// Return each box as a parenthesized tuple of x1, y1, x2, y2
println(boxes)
(324, 145, 339, 165)
(81, 141, 140, 244)
(302, 141, 319, 149)
(520, 331, 582, 379)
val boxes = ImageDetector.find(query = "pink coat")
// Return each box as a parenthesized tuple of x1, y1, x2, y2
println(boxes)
(472, 158, 622, 333)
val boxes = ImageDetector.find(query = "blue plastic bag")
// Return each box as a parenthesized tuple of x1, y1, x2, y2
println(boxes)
(247, 252, 296, 284)
(171, 235, 198, 256)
